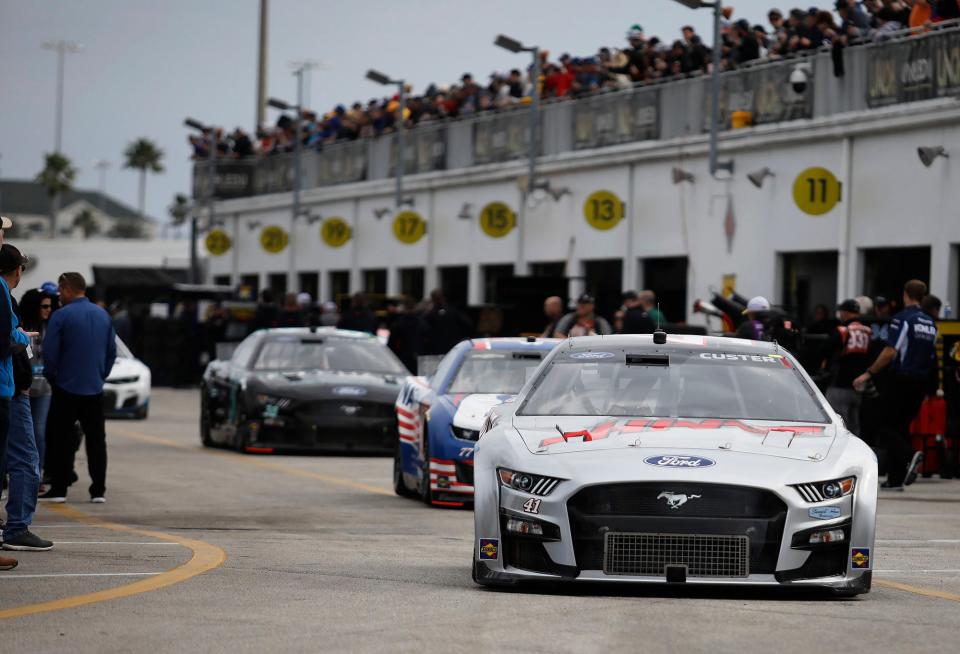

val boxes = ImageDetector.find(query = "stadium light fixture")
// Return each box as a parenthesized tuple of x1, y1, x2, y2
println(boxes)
(366, 69, 410, 209)
(917, 146, 948, 167)
(672, 168, 695, 184)
(670, 0, 729, 178)
(747, 167, 774, 188)
(267, 97, 293, 111)
(494, 34, 527, 53)
(183, 116, 218, 284)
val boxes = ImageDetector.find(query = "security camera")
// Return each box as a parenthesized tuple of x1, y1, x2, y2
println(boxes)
(789, 64, 809, 94)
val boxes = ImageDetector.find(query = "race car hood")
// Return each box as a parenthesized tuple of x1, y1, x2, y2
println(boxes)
(247, 369, 405, 403)
(512, 415, 836, 462)
(451, 393, 515, 431)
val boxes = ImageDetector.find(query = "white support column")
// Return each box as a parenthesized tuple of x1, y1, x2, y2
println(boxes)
(350, 197, 361, 294)
(468, 262, 483, 306)
(230, 213, 240, 286)
(387, 266, 400, 296)
(623, 163, 636, 293)
(837, 136, 855, 301)
(425, 189, 438, 293)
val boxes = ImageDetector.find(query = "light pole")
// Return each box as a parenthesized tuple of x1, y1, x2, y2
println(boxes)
(494, 34, 541, 194)
(42, 40, 82, 154)
(93, 159, 110, 212)
(184, 118, 217, 284)
(670, 0, 731, 177)
(268, 67, 307, 294)
(366, 69, 408, 209)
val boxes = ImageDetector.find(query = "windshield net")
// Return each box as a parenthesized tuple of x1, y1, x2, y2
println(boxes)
(518, 350, 827, 422)
(447, 352, 544, 394)
(253, 337, 406, 374)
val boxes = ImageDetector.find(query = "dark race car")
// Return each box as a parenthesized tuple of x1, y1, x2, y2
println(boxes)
(200, 327, 409, 454)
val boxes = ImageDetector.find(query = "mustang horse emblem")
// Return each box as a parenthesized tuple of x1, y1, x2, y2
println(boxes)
(657, 491, 702, 509)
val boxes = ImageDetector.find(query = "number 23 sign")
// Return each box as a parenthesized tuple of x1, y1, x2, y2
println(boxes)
(583, 190, 624, 231)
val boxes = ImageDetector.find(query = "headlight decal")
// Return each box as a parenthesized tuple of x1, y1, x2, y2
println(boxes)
(497, 467, 562, 496)
(793, 476, 856, 503)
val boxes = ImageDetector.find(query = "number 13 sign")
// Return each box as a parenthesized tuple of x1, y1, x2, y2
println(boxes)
(793, 167, 841, 216)
(583, 190, 624, 231)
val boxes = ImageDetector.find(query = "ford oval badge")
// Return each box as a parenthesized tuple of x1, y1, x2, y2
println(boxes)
(644, 455, 716, 468)
(333, 386, 367, 397)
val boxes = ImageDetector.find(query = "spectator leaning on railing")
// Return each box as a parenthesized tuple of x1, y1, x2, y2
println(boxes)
(188, 4, 960, 162)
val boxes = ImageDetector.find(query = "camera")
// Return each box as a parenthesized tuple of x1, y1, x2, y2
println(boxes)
(789, 64, 810, 94)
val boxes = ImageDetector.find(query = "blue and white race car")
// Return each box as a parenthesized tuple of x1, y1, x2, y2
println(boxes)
(394, 337, 560, 507)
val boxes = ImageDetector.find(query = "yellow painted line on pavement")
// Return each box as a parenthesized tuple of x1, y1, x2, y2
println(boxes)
(0, 504, 226, 620)
(110, 426, 394, 497)
(875, 578, 960, 603)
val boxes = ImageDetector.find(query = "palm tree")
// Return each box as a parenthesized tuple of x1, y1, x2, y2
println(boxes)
(35, 152, 77, 237)
(72, 208, 100, 238)
(123, 138, 165, 220)
(166, 193, 192, 239)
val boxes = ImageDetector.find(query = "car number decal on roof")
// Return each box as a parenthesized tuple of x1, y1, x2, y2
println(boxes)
(569, 351, 615, 360)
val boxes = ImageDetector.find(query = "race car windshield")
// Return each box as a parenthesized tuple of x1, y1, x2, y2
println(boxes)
(518, 350, 828, 422)
(447, 352, 543, 395)
(253, 338, 406, 374)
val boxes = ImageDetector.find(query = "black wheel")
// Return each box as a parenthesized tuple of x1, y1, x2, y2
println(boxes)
(134, 403, 149, 420)
(393, 444, 416, 498)
(232, 400, 250, 453)
(200, 389, 213, 447)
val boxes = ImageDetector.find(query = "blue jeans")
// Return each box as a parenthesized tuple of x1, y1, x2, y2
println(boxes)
(4, 394, 39, 539)
(30, 393, 51, 474)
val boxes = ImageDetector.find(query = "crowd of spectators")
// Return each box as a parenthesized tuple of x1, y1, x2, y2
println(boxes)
(189, 1, 960, 161)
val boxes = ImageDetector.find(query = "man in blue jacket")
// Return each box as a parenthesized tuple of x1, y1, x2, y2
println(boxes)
(39, 273, 116, 503)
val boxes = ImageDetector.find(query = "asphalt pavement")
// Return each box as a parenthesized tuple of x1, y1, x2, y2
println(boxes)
(3, 388, 960, 653)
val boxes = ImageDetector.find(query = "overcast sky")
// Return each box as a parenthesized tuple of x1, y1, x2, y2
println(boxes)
(0, 0, 780, 224)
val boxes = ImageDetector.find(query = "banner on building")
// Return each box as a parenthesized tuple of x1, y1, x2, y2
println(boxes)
(864, 30, 960, 107)
(573, 88, 659, 150)
(192, 161, 256, 199)
(317, 141, 367, 186)
(390, 126, 446, 176)
(705, 62, 813, 131)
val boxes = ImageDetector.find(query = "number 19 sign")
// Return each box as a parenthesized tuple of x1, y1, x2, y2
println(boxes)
(793, 167, 841, 216)
(583, 190, 624, 230)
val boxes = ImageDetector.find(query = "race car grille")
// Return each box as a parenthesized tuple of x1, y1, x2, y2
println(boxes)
(296, 400, 395, 420)
(793, 483, 826, 503)
(568, 483, 787, 574)
(603, 533, 750, 578)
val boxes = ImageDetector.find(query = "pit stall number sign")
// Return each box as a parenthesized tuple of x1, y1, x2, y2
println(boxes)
(583, 190, 625, 230)
(793, 167, 841, 216)
(479, 202, 515, 238)
(393, 211, 426, 244)
(321, 217, 351, 248)
(260, 225, 289, 253)
(205, 229, 231, 256)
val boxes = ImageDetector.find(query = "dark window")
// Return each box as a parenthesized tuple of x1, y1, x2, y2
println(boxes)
(267, 273, 287, 297)
(862, 247, 931, 305)
(213, 274, 231, 287)
(329, 270, 350, 303)
(483, 264, 514, 305)
(642, 257, 689, 325)
(363, 269, 387, 296)
(240, 274, 260, 301)
(583, 259, 622, 321)
(530, 261, 565, 278)
(780, 252, 838, 327)
(399, 267, 425, 301)
(439, 266, 469, 308)
(298, 272, 318, 300)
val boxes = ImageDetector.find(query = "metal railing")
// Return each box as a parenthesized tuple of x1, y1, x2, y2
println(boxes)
(194, 22, 960, 200)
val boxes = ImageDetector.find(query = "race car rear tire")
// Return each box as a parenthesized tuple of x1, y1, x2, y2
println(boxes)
(200, 389, 213, 447)
(419, 433, 433, 505)
(393, 445, 416, 498)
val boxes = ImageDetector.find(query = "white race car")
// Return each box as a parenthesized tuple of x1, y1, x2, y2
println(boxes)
(103, 337, 151, 419)
(473, 334, 877, 595)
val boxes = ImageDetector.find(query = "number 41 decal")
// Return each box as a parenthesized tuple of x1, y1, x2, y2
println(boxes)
(522, 498, 542, 514)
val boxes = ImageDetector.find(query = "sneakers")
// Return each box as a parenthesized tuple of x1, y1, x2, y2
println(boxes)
(2, 530, 53, 551)
(0, 556, 17, 570)
(38, 489, 66, 503)
(90, 496, 106, 504)
(880, 481, 905, 492)
(904, 451, 924, 487)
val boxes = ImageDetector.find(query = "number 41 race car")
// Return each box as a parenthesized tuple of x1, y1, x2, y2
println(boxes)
(473, 334, 877, 595)
(394, 338, 560, 507)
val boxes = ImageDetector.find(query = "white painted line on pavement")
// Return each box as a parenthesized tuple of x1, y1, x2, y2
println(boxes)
(877, 569, 960, 573)
(0, 572, 162, 579)
(877, 539, 960, 544)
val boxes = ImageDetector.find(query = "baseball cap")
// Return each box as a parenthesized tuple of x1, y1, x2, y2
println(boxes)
(0, 216, 12, 229)
(874, 295, 889, 306)
(0, 244, 28, 274)
(626, 24, 644, 39)
(41, 281, 59, 295)
(577, 293, 595, 305)
(742, 296, 771, 314)
(622, 290, 639, 302)
(837, 299, 861, 313)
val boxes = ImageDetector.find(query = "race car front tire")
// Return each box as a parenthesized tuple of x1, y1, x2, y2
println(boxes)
(393, 445, 416, 498)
